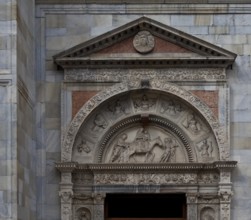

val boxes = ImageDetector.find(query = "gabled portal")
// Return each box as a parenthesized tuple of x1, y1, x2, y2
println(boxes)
(55, 17, 237, 220)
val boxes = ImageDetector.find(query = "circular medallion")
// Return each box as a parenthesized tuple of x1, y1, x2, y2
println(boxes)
(133, 31, 155, 54)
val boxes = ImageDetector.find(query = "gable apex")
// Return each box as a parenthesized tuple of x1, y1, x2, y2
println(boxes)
(54, 17, 236, 69)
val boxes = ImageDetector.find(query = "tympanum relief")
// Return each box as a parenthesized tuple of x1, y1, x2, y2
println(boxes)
(103, 126, 186, 163)
(72, 92, 219, 163)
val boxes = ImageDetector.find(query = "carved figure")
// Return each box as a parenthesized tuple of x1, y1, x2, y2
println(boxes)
(160, 136, 179, 162)
(108, 128, 163, 163)
(160, 100, 183, 116)
(133, 94, 156, 111)
(183, 112, 201, 134)
(197, 139, 213, 160)
(110, 133, 129, 163)
(92, 114, 107, 132)
(77, 139, 91, 153)
(108, 99, 125, 115)
(128, 128, 163, 162)
(78, 210, 89, 220)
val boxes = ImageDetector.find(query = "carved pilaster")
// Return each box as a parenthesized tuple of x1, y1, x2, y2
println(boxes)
(186, 193, 198, 220)
(59, 171, 74, 220)
(219, 191, 233, 220)
(93, 193, 106, 220)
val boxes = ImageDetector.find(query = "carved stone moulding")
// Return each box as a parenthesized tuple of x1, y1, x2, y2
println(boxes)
(56, 161, 237, 186)
(65, 68, 226, 82)
(62, 81, 227, 162)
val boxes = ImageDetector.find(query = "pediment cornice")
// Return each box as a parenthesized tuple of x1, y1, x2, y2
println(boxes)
(54, 17, 236, 69)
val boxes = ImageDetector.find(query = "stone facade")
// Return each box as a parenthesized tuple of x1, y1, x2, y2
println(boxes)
(1, 1, 251, 220)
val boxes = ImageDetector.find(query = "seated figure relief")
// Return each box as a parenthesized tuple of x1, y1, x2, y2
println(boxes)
(133, 94, 156, 112)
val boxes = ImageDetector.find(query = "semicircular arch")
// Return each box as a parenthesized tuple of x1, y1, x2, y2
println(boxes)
(62, 80, 227, 162)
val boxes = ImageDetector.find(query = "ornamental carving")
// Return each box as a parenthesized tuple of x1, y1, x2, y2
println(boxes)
(94, 173, 197, 185)
(62, 81, 227, 163)
(76, 208, 91, 220)
(105, 127, 183, 163)
(133, 31, 155, 54)
(65, 68, 226, 82)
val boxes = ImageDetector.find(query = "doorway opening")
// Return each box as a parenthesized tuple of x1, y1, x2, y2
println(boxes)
(105, 193, 187, 220)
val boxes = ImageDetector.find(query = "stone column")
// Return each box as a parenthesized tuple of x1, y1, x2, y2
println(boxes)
(59, 172, 74, 220)
(186, 193, 198, 220)
(93, 193, 106, 220)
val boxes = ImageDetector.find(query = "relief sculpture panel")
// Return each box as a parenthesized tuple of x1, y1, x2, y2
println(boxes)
(103, 126, 187, 163)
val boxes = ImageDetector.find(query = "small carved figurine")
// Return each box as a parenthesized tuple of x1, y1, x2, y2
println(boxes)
(197, 139, 213, 161)
(92, 114, 107, 132)
(183, 112, 201, 134)
(110, 133, 129, 163)
(77, 139, 91, 153)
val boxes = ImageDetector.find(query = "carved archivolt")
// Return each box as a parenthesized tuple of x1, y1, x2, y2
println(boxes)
(63, 80, 226, 162)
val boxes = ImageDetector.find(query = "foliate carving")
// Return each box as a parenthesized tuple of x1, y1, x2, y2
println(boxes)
(198, 173, 219, 184)
(62, 205, 71, 220)
(94, 206, 103, 220)
(186, 194, 198, 204)
(219, 191, 233, 203)
(133, 31, 155, 54)
(61, 173, 72, 184)
(73, 173, 93, 185)
(133, 94, 156, 112)
(197, 139, 214, 162)
(59, 190, 73, 203)
(94, 173, 197, 185)
(65, 68, 226, 82)
(220, 172, 231, 183)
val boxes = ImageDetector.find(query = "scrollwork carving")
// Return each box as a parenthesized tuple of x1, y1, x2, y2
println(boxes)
(94, 173, 197, 185)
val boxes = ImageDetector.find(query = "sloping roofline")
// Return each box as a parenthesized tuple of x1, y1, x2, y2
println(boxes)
(54, 16, 237, 69)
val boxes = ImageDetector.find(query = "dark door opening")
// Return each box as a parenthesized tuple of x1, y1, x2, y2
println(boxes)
(105, 194, 187, 220)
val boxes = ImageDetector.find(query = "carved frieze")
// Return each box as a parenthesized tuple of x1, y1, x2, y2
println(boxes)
(94, 173, 197, 185)
(65, 68, 226, 82)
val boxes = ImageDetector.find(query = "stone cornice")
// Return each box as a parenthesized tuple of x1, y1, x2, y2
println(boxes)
(55, 161, 237, 172)
(36, 0, 251, 5)
(36, 4, 251, 17)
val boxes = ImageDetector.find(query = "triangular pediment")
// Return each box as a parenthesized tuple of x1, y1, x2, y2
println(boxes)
(54, 17, 236, 68)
